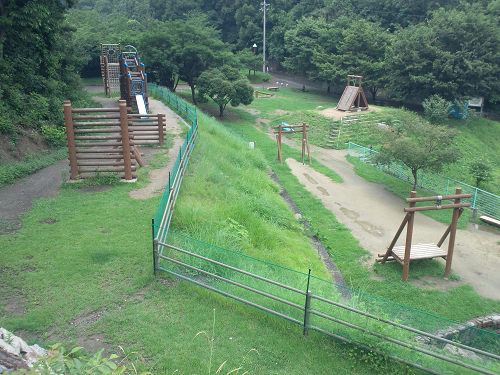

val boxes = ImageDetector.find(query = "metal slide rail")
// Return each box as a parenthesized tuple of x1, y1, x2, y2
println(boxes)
(153, 238, 500, 375)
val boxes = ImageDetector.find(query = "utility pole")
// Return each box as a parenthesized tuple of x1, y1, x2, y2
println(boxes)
(261, 0, 269, 73)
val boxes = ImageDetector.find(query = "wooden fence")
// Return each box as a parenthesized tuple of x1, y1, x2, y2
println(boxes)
(63, 99, 166, 181)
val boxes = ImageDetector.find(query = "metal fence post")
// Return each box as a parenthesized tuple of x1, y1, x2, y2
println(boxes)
(303, 269, 312, 337)
(421, 170, 424, 188)
(446, 178, 449, 195)
(473, 188, 478, 209)
(153, 238, 159, 278)
(399, 161, 403, 179)
(362, 148, 365, 162)
(347, 142, 351, 155)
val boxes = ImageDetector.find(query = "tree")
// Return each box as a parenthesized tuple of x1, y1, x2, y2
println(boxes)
(168, 19, 231, 105)
(235, 49, 264, 77)
(337, 20, 390, 102)
(422, 94, 452, 125)
(282, 17, 332, 77)
(385, 7, 500, 102)
(137, 21, 179, 91)
(470, 158, 493, 188)
(376, 114, 461, 191)
(196, 65, 254, 117)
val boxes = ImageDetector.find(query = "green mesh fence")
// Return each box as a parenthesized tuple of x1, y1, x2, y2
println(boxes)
(150, 84, 198, 242)
(157, 231, 500, 375)
(347, 142, 500, 221)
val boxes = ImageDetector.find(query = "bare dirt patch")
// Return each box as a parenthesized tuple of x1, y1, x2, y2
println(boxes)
(0, 129, 49, 164)
(285, 153, 500, 300)
(318, 106, 383, 121)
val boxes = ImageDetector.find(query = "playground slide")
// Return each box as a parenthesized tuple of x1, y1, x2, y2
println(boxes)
(136, 94, 148, 117)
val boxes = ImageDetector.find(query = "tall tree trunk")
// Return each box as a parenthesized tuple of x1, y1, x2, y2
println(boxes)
(219, 105, 224, 117)
(189, 78, 197, 105)
(370, 87, 377, 103)
(412, 169, 418, 191)
(0, 1, 7, 60)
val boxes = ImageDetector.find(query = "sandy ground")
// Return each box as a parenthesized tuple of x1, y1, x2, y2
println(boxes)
(318, 106, 382, 121)
(285, 150, 500, 300)
(128, 99, 187, 200)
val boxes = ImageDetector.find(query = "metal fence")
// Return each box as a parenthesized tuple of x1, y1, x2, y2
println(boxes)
(347, 142, 500, 221)
(154, 231, 500, 375)
(150, 84, 198, 246)
(148, 90, 500, 374)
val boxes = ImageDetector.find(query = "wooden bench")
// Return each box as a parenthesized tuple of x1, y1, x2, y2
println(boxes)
(268, 87, 279, 91)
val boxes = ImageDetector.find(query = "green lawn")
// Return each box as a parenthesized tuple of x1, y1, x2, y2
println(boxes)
(1, 87, 500, 374)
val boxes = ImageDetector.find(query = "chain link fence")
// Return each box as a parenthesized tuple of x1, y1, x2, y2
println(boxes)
(347, 142, 500, 221)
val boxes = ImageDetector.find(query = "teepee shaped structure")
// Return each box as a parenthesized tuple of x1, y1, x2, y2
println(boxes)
(336, 75, 369, 111)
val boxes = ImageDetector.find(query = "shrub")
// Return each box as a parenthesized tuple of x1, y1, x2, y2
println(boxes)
(41, 125, 67, 148)
(422, 94, 451, 125)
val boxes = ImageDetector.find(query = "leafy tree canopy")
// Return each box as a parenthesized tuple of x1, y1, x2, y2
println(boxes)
(386, 6, 500, 102)
(376, 112, 461, 190)
(196, 65, 254, 117)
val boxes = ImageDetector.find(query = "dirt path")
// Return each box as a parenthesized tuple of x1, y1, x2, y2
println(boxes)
(0, 92, 185, 233)
(285, 148, 500, 300)
(128, 99, 186, 200)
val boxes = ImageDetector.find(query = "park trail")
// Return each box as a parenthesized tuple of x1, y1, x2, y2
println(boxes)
(260, 108, 500, 300)
(283, 142, 500, 300)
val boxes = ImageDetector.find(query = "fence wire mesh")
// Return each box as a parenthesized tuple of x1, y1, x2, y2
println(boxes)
(150, 84, 197, 241)
(157, 231, 500, 375)
(347, 142, 500, 221)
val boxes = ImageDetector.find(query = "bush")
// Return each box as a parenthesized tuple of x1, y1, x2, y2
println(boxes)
(422, 94, 451, 125)
(41, 125, 67, 148)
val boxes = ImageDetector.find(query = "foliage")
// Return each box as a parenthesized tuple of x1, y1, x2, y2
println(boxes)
(195, 65, 254, 117)
(375, 114, 461, 190)
(313, 19, 390, 102)
(0, 149, 67, 187)
(422, 95, 452, 125)
(13, 344, 150, 375)
(40, 125, 67, 148)
(386, 6, 500, 102)
(469, 157, 493, 188)
(235, 49, 264, 77)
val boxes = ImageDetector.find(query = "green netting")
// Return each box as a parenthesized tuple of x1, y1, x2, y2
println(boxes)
(347, 142, 500, 221)
(150, 84, 198, 240)
(157, 231, 500, 375)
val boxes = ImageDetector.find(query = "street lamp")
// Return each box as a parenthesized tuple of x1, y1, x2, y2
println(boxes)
(253, 43, 257, 56)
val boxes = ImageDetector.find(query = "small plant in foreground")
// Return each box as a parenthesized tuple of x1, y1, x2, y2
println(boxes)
(174, 309, 259, 375)
(13, 344, 150, 375)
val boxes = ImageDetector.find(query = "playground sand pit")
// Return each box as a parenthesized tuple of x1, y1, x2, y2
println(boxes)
(285, 153, 500, 300)
(318, 106, 383, 121)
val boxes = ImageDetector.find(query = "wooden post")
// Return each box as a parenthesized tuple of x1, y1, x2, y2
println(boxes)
(119, 100, 133, 180)
(402, 191, 417, 281)
(444, 188, 461, 279)
(278, 124, 283, 164)
(158, 113, 164, 146)
(63, 101, 79, 180)
(304, 125, 311, 163)
(302, 122, 306, 163)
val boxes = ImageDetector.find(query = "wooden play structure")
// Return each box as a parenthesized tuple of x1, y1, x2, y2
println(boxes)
(377, 188, 471, 281)
(336, 75, 369, 112)
(275, 122, 311, 164)
(63, 100, 166, 181)
(119, 45, 149, 114)
(100, 43, 121, 97)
